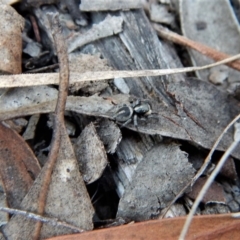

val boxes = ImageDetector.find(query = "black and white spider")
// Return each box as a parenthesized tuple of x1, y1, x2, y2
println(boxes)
(113, 99, 152, 128)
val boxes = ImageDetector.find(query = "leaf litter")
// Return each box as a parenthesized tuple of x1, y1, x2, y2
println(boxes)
(0, 1, 240, 239)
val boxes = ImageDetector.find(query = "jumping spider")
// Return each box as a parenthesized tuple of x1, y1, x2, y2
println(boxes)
(113, 99, 152, 128)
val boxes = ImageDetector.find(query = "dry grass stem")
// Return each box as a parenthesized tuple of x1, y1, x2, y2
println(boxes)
(0, 54, 240, 88)
(0, 207, 84, 232)
(153, 24, 240, 71)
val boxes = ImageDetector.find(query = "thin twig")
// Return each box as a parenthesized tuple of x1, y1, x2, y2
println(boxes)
(0, 53, 240, 88)
(32, 13, 69, 240)
(25, 63, 59, 73)
(153, 23, 240, 71)
(179, 122, 240, 240)
(0, 206, 84, 233)
(161, 113, 240, 218)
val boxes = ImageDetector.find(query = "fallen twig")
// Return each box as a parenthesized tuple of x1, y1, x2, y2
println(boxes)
(0, 206, 84, 233)
(153, 23, 240, 71)
(32, 13, 69, 239)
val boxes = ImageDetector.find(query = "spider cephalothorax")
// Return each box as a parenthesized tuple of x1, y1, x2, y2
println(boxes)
(113, 99, 152, 128)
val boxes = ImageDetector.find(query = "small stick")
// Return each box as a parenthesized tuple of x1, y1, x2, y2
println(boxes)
(179, 122, 240, 240)
(25, 63, 59, 73)
(0, 206, 84, 233)
(29, 15, 41, 43)
(153, 23, 240, 71)
(32, 14, 69, 240)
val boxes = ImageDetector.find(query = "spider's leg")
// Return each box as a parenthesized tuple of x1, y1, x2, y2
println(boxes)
(133, 114, 139, 131)
(119, 118, 132, 128)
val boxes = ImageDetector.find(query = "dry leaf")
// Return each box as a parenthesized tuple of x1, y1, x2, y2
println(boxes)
(0, 122, 41, 208)
(117, 143, 195, 221)
(180, 0, 240, 87)
(2, 127, 94, 239)
(96, 119, 122, 154)
(0, 4, 24, 74)
(74, 122, 108, 184)
(46, 214, 240, 240)
(187, 177, 226, 204)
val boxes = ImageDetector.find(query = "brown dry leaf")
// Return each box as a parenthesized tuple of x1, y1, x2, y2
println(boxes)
(46, 214, 240, 240)
(187, 177, 226, 204)
(0, 4, 24, 74)
(74, 122, 108, 184)
(117, 143, 195, 221)
(2, 126, 94, 239)
(0, 122, 41, 208)
(219, 157, 238, 180)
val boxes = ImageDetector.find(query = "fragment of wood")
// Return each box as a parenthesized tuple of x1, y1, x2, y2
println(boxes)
(68, 15, 124, 53)
(22, 114, 40, 140)
(80, 0, 145, 11)
(112, 133, 160, 197)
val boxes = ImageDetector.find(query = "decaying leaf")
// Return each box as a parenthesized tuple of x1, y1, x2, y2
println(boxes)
(0, 4, 24, 74)
(74, 122, 108, 184)
(69, 53, 111, 94)
(45, 214, 240, 240)
(96, 119, 122, 154)
(117, 143, 195, 221)
(2, 127, 94, 239)
(219, 157, 238, 181)
(0, 122, 41, 208)
(187, 177, 226, 204)
(180, 0, 240, 88)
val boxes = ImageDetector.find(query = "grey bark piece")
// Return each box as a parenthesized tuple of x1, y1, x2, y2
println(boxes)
(94, 10, 184, 104)
(74, 122, 108, 184)
(117, 143, 195, 221)
(68, 15, 124, 53)
(22, 114, 40, 140)
(180, 0, 240, 85)
(113, 134, 159, 197)
(96, 119, 122, 154)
